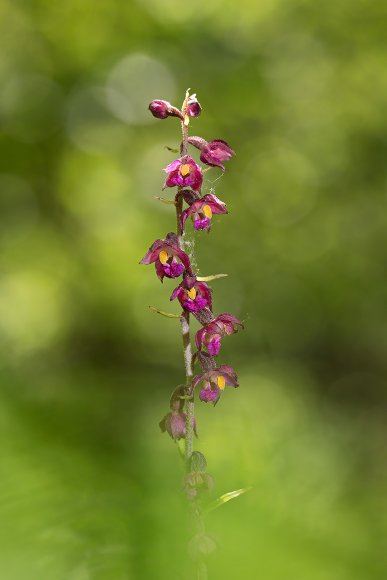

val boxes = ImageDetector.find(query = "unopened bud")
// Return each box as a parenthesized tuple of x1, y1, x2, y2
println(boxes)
(186, 94, 202, 118)
(159, 411, 186, 440)
(189, 533, 217, 559)
(149, 100, 184, 120)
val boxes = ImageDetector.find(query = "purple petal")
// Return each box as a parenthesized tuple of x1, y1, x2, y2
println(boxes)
(180, 209, 190, 231)
(192, 373, 205, 390)
(164, 232, 180, 246)
(165, 170, 181, 188)
(216, 313, 243, 327)
(155, 260, 166, 281)
(189, 165, 203, 191)
(199, 386, 220, 403)
(194, 217, 211, 230)
(167, 244, 191, 273)
(217, 365, 239, 387)
(163, 159, 181, 173)
(183, 296, 208, 312)
(200, 140, 235, 170)
(170, 285, 183, 302)
(202, 193, 228, 215)
(139, 239, 164, 264)
(207, 336, 221, 356)
(196, 282, 212, 311)
(195, 327, 206, 350)
(165, 261, 184, 278)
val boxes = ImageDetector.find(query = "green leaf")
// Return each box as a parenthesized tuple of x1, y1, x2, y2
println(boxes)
(196, 274, 228, 282)
(148, 306, 181, 319)
(153, 196, 176, 205)
(204, 486, 253, 514)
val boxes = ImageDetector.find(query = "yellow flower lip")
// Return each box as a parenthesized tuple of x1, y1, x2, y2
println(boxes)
(217, 375, 226, 390)
(180, 164, 190, 177)
(159, 250, 169, 264)
(187, 287, 197, 300)
(202, 204, 212, 219)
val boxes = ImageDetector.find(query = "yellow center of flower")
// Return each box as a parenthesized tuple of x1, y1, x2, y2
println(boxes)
(202, 205, 212, 219)
(180, 164, 190, 177)
(217, 375, 226, 390)
(187, 287, 197, 300)
(159, 250, 169, 264)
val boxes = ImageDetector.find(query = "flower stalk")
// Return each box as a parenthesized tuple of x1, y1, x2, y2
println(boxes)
(177, 90, 194, 465)
(142, 87, 242, 475)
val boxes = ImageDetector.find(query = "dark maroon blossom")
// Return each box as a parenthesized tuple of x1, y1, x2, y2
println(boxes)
(149, 99, 183, 120)
(170, 276, 212, 313)
(195, 313, 243, 356)
(159, 411, 197, 440)
(192, 365, 239, 404)
(186, 94, 201, 118)
(163, 155, 202, 191)
(188, 137, 235, 171)
(181, 193, 228, 232)
(200, 140, 234, 170)
(140, 232, 191, 281)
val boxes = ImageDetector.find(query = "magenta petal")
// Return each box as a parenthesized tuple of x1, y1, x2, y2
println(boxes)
(195, 327, 206, 350)
(165, 170, 180, 188)
(218, 364, 237, 378)
(170, 286, 183, 301)
(163, 159, 181, 173)
(192, 373, 205, 390)
(203, 193, 228, 215)
(169, 247, 191, 273)
(155, 260, 166, 281)
(217, 365, 239, 387)
(207, 336, 221, 356)
(199, 387, 220, 403)
(200, 140, 235, 170)
(189, 166, 203, 191)
(164, 261, 184, 278)
(140, 239, 163, 264)
(217, 313, 243, 327)
(194, 217, 211, 230)
(183, 296, 208, 312)
(196, 282, 212, 306)
(180, 209, 189, 231)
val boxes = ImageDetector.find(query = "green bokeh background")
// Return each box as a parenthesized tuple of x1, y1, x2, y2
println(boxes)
(1, 0, 386, 578)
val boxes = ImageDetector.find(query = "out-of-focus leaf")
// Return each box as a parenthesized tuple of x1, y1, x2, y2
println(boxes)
(205, 486, 253, 514)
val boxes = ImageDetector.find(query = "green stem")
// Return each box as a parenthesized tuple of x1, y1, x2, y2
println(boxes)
(176, 90, 194, 467)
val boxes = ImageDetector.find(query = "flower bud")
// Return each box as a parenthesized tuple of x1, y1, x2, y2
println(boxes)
(186, 94, 202, 118)
(159, 410, 197, 441)
(149, 99, 170, 119)
(149, 100, 184, 120)
(183, 466, 214, 500)
(159, 411, 186, 440)
(189, 533, 217, 559)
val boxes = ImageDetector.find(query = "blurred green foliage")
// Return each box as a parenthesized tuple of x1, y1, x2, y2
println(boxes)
(0, 0, 386, 578)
